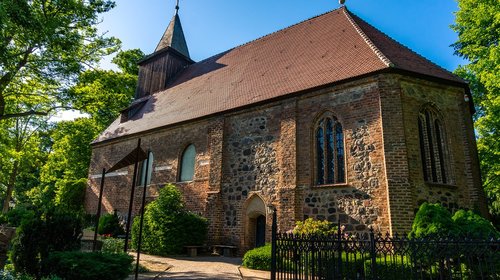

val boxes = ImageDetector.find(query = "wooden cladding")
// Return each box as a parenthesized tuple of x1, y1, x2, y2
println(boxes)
(135, 49, 193, 99)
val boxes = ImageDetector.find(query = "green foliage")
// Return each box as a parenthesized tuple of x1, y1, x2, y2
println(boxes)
(293, 218, 337, 236)
(0, 270, 61, 280)
(101, 238, 125, 254)
(242, 244, 272, 271)
(112, 49, 144, 75)
(1, 48, 140, 213)
(54, 178, 86, 212)
(10, 208, 83, 276)
(97, 212, 124, 237)
(452, 0, 500, 227)
(42, 252, 133, 280)
(452, 209, 499, 238)
(131, 184, 208, 255)
(410, 203, 499, 239)
(39, 119, 100, 201)
(1, 205, 35, 227)
(409, 203, 459, 238)
(69, 49, 144, 127)
(0, 0, 119, 121)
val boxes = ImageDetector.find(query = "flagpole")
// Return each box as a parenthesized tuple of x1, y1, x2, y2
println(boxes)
(93, 168, 106, 252)
(135, 150, 151, 280)
(124, 138, 142, 252)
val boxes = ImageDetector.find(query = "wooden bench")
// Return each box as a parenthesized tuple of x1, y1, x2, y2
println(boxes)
(184, 246, 203, 257)
(212, 245, 237, 257)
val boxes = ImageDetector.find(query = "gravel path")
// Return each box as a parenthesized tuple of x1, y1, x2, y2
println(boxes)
(131, 254, 243, 280)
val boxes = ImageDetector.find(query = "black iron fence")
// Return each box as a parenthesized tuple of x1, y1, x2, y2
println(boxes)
(271, 223, 500, 279)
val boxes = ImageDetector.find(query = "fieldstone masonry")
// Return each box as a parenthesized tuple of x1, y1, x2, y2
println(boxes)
(85, 74, 487, 255)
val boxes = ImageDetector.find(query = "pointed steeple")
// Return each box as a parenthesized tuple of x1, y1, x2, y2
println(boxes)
(155, 3, 190, 58)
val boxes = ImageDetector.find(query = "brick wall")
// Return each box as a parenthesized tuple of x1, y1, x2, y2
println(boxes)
(85, 72, 487, 254)
(296, 76, 391, 234)
(398, 75, 487, 218)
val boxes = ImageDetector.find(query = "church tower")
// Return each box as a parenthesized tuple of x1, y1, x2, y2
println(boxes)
(134, 2, 193, 99)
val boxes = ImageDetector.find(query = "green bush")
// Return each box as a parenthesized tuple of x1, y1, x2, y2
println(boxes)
(97, 211, 124, 237)
(293, 218, 337, 236)
(410, 203, 499, 239)
(10, 208, 83, 276)
(452, 209, 499, 238)
(131, 184, 208, 255)
(409, 203, 459, 238)
(242, 244, 272, 271)
(102, 237, 125, 253)
(1, 206, 35, 227)
(42, 251, 133, 280)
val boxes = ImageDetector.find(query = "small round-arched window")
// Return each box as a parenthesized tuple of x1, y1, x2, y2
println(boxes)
(179, 144, 196, 182)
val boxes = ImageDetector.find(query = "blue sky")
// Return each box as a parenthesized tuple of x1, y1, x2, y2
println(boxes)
(97, 0, 465, 71)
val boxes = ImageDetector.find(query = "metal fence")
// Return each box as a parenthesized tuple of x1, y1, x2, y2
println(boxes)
(271, 223, 500, 279)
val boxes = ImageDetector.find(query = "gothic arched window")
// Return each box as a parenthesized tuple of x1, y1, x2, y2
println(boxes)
(418, 107, 449, 184)
(179, 144, 196, 182)
(315, 114, 345, 185)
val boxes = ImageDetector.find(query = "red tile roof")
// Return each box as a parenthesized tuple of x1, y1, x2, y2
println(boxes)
(95, 7, 464, 143)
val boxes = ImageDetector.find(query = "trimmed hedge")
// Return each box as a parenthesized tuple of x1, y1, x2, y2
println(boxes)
(242, 244, 272, 271)
(42, 251, 133, 280)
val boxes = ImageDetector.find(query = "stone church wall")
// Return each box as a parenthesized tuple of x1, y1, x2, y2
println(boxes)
(220, 106, 282, 248)
(398, 75, 486, 217)
(85, 118, 218, 238)
(295, 77, 391, 234)
(85, 73, 486, 252)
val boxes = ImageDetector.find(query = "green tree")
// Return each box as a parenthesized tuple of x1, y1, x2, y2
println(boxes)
(0, 0, 120, 213)
(0, 113, 49, 212)
(452, 0, 500, 225)
(0, 0, 119, 121)
(68, 49, 144, 127)
(4, 49, 143, 210)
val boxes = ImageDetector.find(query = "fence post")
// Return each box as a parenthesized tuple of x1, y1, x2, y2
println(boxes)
(337, 222, 342, 280)
(271, 208, 277, 280)
(370, 229, 377, 280)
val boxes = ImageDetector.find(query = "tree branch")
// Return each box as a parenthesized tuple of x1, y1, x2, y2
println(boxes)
(0, 105, 74, 121)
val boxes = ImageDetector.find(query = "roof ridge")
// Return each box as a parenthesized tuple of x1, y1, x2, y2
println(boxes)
(184, 7, 344, 67)
(343, 8, 393, 67)
(346, 9, 463, 81)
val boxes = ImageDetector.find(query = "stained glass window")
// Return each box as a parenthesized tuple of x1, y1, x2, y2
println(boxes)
(315, 115, 345, 185)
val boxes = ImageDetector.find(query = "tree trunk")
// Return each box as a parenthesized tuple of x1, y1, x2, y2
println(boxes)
(2, 160, 19, 213)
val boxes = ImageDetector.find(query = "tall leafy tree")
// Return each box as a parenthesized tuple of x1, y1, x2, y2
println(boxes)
(0, 111, 50, 212)
(34, 49, 144, 206)
(452, 0, 500, 224)
(69, 49, 144, 127)
(0, 0, 119, 121)
(0, 0, 120, 212)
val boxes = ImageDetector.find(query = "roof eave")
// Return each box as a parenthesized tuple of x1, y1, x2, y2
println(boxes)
(137, 46, 195, 65)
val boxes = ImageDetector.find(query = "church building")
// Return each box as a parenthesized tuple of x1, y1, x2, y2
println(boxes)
(85, 6, 487, 253)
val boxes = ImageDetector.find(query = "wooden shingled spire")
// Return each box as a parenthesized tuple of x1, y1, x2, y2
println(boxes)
(155, 0, 190, 58)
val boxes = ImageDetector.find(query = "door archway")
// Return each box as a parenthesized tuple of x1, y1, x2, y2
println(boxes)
(244, 195, 267, 250)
